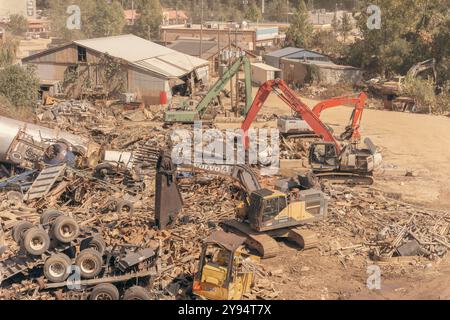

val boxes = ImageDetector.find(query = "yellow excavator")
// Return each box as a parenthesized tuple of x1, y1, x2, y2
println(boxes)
(179, 162, 328, 259)
(193, 230, 259, 300)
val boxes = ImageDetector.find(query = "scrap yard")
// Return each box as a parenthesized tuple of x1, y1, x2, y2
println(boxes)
(0, 0, 449, 302)
(1, 90, 448, 300)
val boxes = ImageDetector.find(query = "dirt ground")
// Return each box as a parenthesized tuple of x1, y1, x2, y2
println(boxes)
(219, 89, 450, 300)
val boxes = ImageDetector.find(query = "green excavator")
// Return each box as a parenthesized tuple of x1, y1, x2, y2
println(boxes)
(164, 56, 252, 124)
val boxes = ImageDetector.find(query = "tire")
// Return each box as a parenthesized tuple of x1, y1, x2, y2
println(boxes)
(75, 249, 103, 279)
(123, 286, 152, 300)
(90, 283, 120, 300)
(80, 236, 106, 256)
(51, 216, 80, 243)
(40, 209, 63, 226)
(43, 253, 72, 283)
(116, 200, 134, 215)
(12, 221, 34, 243)
(21, 227, 50, 256)
(94, 163, 114, 179)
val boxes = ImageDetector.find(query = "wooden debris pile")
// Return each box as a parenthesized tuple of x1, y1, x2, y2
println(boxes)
(319, 185, 449, 260)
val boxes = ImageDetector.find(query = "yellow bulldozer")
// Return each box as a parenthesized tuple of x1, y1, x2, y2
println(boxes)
(193, 230, 260, 300)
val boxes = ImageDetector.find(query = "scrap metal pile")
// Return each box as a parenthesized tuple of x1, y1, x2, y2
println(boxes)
(0, 98, 448, 300)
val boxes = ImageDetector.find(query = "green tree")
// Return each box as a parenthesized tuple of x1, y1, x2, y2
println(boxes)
(0, 37, 19, 68)
(7, 14, 28, 36)
(131, 0, 163, 40)
(0, 65, 40, 108)
(83, 0, 125, 38)
(310, 29, 344, 59)
(285, 0, 313, 48)
(244, 1, 262, 22)
(340, 12, 352, 41)
(345, 0, 450, 82)
(331, 11, 339, 34)
(48, 0, 125, 41)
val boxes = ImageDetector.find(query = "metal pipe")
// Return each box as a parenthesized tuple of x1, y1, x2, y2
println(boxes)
(0, 116, 92, 162)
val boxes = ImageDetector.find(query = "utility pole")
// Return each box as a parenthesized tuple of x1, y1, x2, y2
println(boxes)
(228, 26, 233, 113)
(200, 0, 204, 57)
(286, 0, 289, 24)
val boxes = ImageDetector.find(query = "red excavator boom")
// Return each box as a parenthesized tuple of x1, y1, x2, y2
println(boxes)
(241, 79, 341, 152)
(311, 92, 367, 141)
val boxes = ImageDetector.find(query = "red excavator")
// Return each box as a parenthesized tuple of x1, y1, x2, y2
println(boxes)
(242, 79, 381, 185)
(311, 92, 367, 142)
(278, 92, 367, 142)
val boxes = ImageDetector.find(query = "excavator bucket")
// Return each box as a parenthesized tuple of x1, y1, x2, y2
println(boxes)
(154, 150, 183, 230)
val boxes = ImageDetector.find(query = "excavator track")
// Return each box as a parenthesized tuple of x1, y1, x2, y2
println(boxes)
(315, 172, 374, 185)
(287, 228, 319, 250)
(219, 220, 279, 259)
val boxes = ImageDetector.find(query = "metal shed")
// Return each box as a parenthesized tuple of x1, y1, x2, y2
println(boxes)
(251, 63, 281, 85)
(264, 47, 330, 69)
(23, 34, 209, 105)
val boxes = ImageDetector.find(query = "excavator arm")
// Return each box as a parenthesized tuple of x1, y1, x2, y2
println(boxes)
(241, 79, 341, 152)
(311, 92, 367, 141)
(179, 162, 261, 193)
(196, 56, 253, 117)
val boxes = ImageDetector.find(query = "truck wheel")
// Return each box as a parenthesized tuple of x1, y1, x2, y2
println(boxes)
(75, 249, 103, 279)
(12, 221, 34, 243)
(52, 216, 80, 243)
(90, 283, 120, 300)
(116, 200, 134, 215)
(40, 209, 63, 226)
(80, 235, 106, 256)
(44, 253, 72, 283)
(21, 227, 50, 256)
(123, 286, 152, 300)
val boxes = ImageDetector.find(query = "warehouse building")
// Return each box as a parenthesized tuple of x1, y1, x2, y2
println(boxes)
(161, 23, 283, 52)
(22, 34, 209, 105)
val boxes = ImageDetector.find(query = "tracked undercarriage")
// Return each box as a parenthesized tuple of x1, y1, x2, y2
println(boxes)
(220, 219, 319, 259)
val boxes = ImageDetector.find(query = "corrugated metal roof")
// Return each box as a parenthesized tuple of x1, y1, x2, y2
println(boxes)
(265, 47, 303, 58)
(285, 50, 328, 60)
(168, 40, 218, 57)
(251, 62, 281, 71)
(74, 34, 208, 78)
(282, 58, 360, 70)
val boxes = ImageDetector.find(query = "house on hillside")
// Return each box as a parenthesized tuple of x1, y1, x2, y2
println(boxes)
(22, 34, 209, 105)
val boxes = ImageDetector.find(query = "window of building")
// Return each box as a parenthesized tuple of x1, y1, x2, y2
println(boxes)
(77, 46, 87, 62)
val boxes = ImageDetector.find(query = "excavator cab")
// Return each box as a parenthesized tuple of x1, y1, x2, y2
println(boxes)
(193, 231, 259, 300)
(308, 142, 339, 170)
(245, 188, 326, 232)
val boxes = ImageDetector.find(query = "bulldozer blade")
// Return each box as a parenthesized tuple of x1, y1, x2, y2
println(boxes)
(155, 150, 183, 230)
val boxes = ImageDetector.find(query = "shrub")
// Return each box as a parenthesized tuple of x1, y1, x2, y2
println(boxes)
(0, 65, 40, 108)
